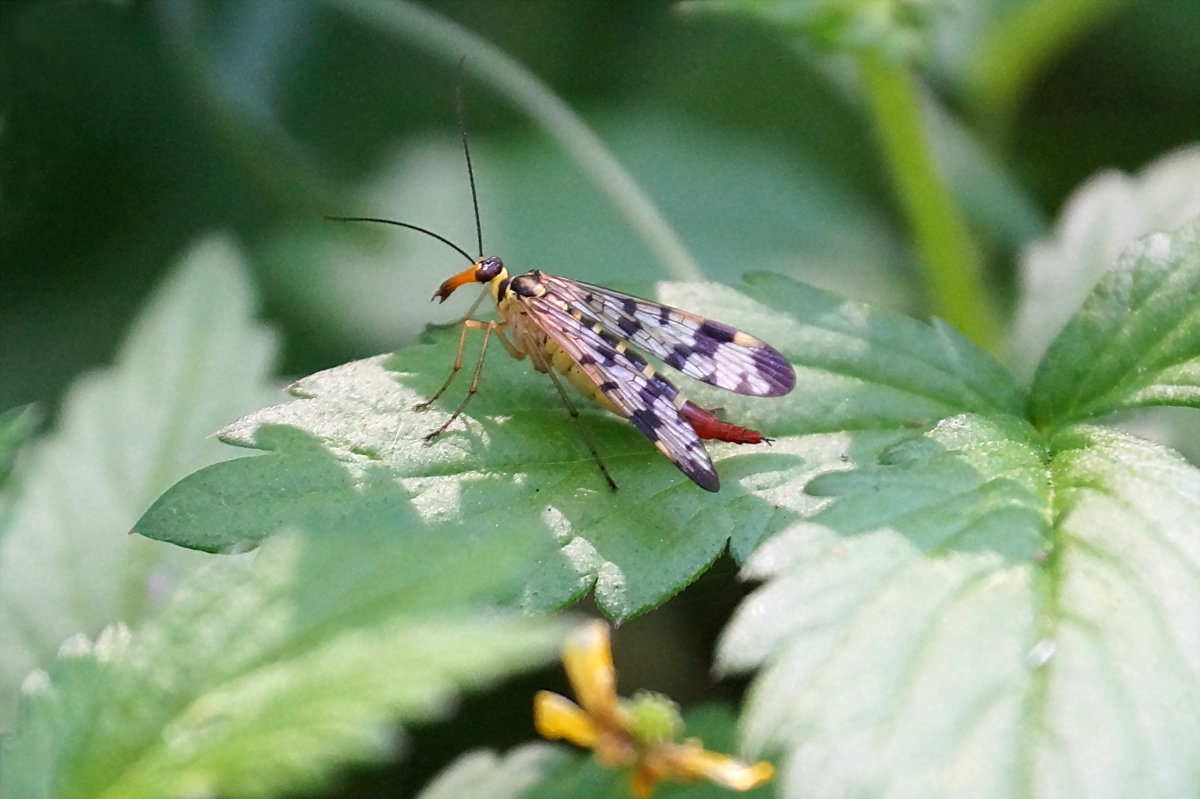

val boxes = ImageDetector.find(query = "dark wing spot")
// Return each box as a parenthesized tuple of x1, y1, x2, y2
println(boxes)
(686, 463, 720, 492)
(691, 335, 719, 357)
(647, 374, 675, 397)
(597, 380, 619, 394)
(617, 315, 641, 336)
(623, 347, 651, 373)
(697, 320, 737, 343)
(628, 408, 663, 441)
(665, 344, 691, 370)
(752, 346, 797, 395)
(622, 297, 638, 315)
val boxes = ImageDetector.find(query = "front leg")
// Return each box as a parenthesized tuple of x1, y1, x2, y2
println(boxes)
(416, 318, 493, 411)
(423, 319, 514, 441)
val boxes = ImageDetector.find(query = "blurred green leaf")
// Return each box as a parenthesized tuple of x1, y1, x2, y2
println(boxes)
(923, 101, 1047, 257)
(0, 520, 566, 799)
(0, 405, 39, 493)
(962, 0, 1130, 138)
(686, 0, 942, 63)
(720, 421, 1200, 799)
(136, 274, 1022, 620)
(1029, 221, 1200, 428)
(0, 238, 279, 732)
(415, 744, 570, 799)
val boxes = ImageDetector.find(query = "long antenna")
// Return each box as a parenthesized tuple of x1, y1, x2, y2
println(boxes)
(455, 58, 484, 259)
(325, 216, 475, 264)
(327, 66, 483, 268)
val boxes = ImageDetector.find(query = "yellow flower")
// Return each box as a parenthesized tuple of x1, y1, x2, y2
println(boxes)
(534, 620, 774, 798)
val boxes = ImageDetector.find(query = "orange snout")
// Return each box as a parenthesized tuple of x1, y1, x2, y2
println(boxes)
(432, 265, 482, 303)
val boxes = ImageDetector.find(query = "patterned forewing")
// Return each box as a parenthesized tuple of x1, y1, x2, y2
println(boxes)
(539, 275, 795, 397)
(519, 295, 720, 491)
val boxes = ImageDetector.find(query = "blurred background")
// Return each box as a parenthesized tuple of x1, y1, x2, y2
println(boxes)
(2, 0, 1197, 796)
(4, 0, 1196, 416)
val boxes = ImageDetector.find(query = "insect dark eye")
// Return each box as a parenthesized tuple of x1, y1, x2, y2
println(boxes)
(476, 256, 505, 281)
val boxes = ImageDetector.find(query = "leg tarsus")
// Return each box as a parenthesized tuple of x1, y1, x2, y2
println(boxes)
(536, 352, 619, 492)
(418, 318, 493, 412)
(424, 320, 498, 440)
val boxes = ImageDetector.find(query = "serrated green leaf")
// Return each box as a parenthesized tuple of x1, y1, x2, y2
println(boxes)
(135, 274, 1023, 620)
(1011, 146, 1200, 377)
(719, 419, 1200, 799)
(805, 412, 1048, 557)
(0, 518, 566, 799)
(1013, 148, 1200, 462)
(0, 238, 279, 732)
(1029, 222, 1200, 428)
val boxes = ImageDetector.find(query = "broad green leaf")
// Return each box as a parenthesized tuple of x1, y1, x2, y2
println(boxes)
(136, 274, 1023, 620)
(0, 518, 566, 799)
(1011, 145, 1200, 377)
(0, 238, 278, 732)
(720, 421, 1200, 799)
(1029, 222, 1200, 428)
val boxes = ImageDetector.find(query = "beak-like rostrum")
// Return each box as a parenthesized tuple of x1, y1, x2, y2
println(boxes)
(432, 264, 482, 303)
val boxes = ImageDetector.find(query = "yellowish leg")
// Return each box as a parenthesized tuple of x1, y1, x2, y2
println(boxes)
(416, 318, 484, 411)
(528, 349, 619, 492)
(423, 319, 510, 441)
(420, 313, 617, 491)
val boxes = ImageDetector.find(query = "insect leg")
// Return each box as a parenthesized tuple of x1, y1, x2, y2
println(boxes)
(528, 349, 619, 492)
(423, 319, 503, 441)
(416, 317, 488, 411)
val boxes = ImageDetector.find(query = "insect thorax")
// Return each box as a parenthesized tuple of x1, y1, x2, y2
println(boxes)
(495, 270, 545, 312)
(506, 271, 545, 297)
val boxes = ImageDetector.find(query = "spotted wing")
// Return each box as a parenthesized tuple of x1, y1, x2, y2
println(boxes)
(519, 295, 720, 491)
(539, 275, 795, 397)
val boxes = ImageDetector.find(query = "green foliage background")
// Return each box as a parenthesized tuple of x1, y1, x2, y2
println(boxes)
(1, 1, 1198, 799)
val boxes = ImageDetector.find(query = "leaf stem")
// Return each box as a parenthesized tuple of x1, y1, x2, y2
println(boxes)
(327, 0, 705, 281)
(858, 55, 999, 350)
